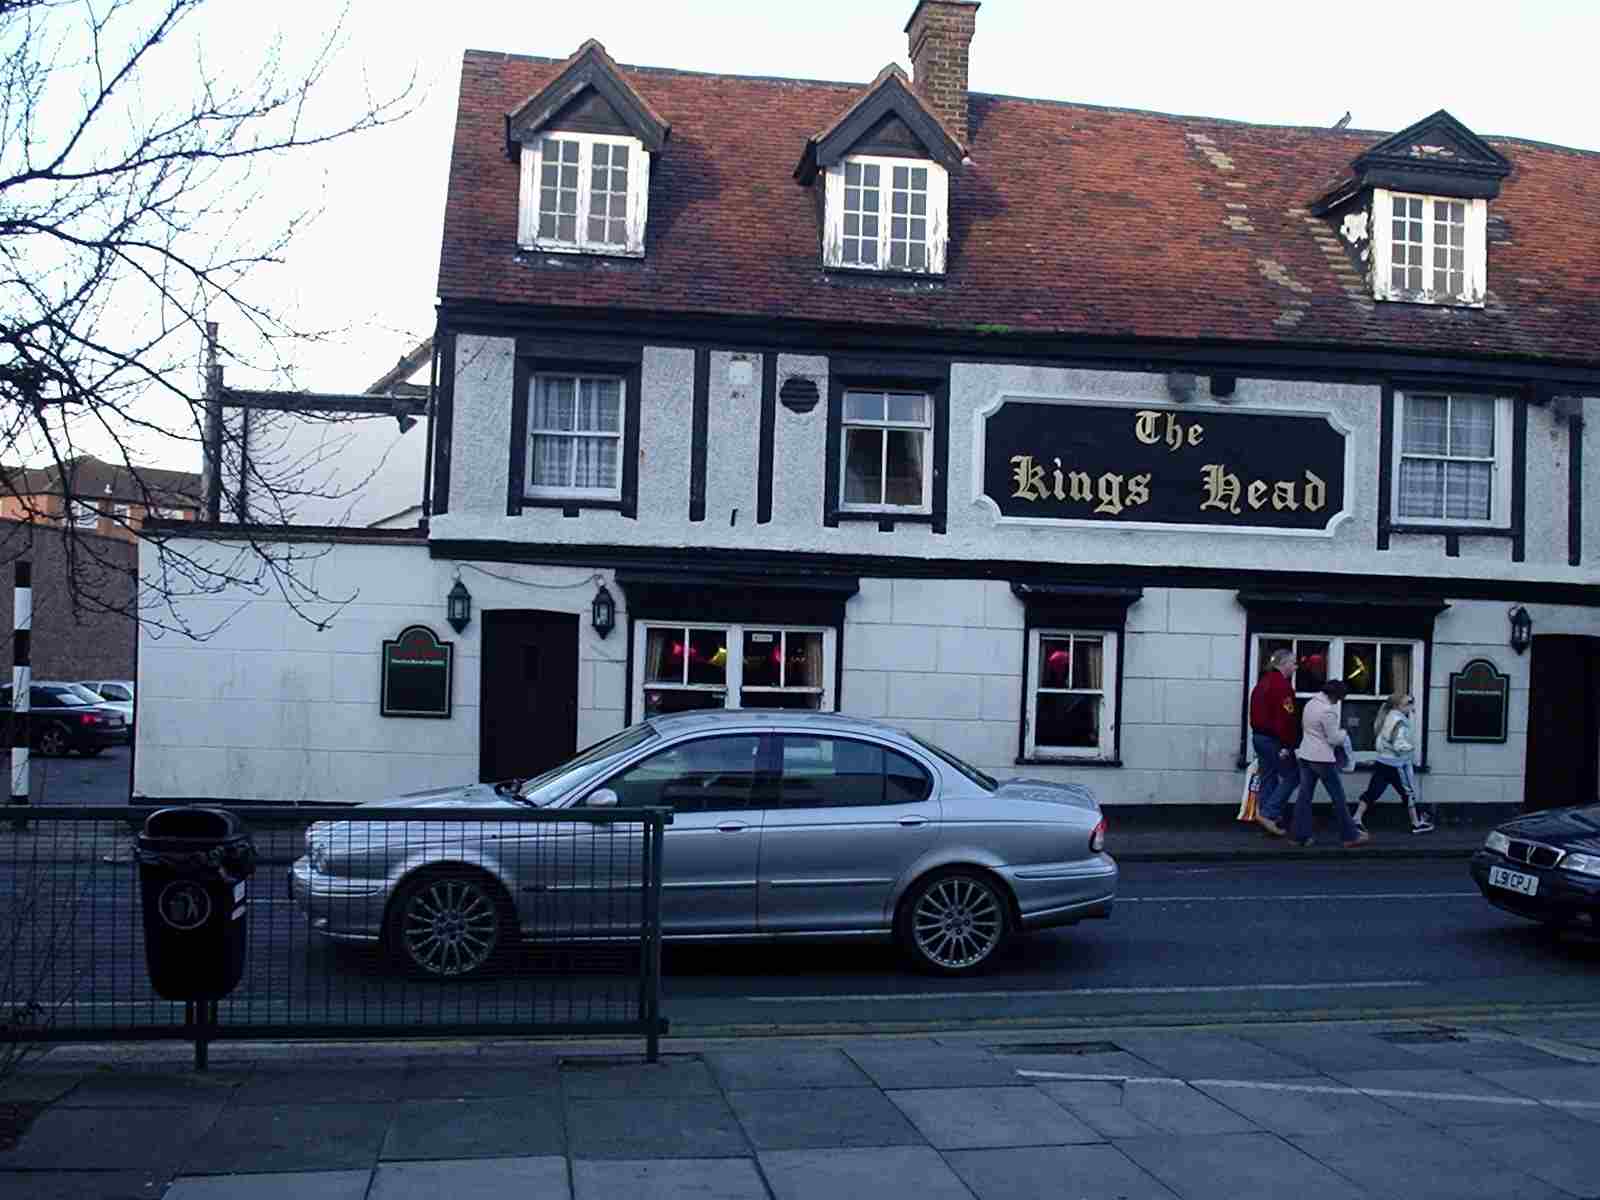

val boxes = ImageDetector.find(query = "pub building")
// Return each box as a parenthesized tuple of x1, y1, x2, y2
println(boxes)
(135, 3, 1599, 821)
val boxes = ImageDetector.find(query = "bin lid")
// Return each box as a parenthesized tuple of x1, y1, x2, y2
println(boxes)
(141, 806, 247, 842)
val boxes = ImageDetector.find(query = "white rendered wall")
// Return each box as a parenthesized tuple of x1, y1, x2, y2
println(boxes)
(135, 537, 626, 803)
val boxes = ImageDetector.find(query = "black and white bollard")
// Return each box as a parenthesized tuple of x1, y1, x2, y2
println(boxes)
(10, 558, 30, 832)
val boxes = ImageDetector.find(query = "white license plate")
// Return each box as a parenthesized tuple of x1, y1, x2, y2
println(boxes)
(1490, 866, 1538, 896)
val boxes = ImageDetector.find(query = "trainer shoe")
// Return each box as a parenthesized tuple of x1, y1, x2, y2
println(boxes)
(1343, 830, 1372, 848)
(1411, 819, 1435, 834)
(1256, 815, 1286, 837)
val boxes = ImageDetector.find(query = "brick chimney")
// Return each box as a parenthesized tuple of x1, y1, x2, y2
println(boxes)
(905, 0, 978, 147)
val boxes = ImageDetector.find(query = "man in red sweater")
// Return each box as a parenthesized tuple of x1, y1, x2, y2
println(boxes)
(1249, 648, 1300, 836)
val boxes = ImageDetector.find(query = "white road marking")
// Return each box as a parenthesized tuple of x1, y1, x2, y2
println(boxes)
(1119, 892, 1479, 903)
(1016, 1068, 1600, 1112)
(745, 980, 1427, 1003)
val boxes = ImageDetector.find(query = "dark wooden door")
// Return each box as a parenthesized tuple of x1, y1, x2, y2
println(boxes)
(1523, 634, 1600, 812)
(480, 610, 579, 783)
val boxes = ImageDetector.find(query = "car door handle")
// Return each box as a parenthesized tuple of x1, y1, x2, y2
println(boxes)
(898, 815, 929, 827)
(715, 822, 750, 833)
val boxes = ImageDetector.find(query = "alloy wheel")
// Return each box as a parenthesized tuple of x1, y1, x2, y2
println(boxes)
(399, 876, 502, 977)
(37, 725, 67, 757)
(910, 874, 1005, 971)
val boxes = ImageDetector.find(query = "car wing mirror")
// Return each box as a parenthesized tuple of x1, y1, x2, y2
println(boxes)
(586, 788, 619, 808)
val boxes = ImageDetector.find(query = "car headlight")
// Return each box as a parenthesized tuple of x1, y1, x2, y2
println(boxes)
(1562, 852, 1600, 878)
(308, 842, 329, 873)
(1484, 831, 1511, 855)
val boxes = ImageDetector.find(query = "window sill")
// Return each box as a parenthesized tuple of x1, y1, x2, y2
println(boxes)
(522, 495, 623, 509)
(1016, 756, 1122, 768)
(831, 508, 934, 531)
(1387, 522, 1512, 537)
(517, 241, 645, 260)
(821, 264, 946, 283)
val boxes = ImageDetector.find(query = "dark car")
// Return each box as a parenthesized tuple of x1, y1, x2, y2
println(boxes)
(0, 681, 131, 756)
(1470, 805, 1600, 932)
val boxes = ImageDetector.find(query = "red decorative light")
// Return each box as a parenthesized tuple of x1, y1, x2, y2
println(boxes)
(1044, 648, 1071, 686)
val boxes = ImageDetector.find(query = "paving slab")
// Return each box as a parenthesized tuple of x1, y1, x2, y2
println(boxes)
(164, 1169, 372, 1199)
(987, 1046, 1170, 1077)
(1456, 1112, 1600, 1196)
(573, 1157, 769, 1199)
(1110, 1032, 1320, 1080)
(1042, 1078, 1260, 1137)
(1292, 1124, 1572, 1200)
(1481, 1064, 1600, 1105)
(565, 1094, 748, 1159)
(704, 1048, 870, 1091)
(0, 1071, 88, 1105)
(945, 1144, 1182, 1200)
(400, 1061, 560, 1099)
(179, 1103, 391, 1174)
(559, 1055, 718, 1098)
(370, 1156, 571, 1199)
(1326, 1067, 1566, 1128)
(727, 1086, 924, 1150)
(380, 1096, 565, 1160)
(1030, 1080, 1168, 1138)
(886, 1085, 1101, 1149)
(1229, 1028, 1429, 1073)
(843, 1046, 1020, 1089)
(1385, 1036, 1576, 1072)
(1189, 1078, 1428, 1136)
(56, 1070, 250, 1107)
(0, 1169, 171, 1199)
(0, 1103, 221, 1170)
(1117, 1131, 1367, 1200)
(232, 1065, 410, 1106)
(759, 1145, 975, 1200)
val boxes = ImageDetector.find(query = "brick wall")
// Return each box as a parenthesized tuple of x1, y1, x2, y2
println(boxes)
(0, 519, 136, 681)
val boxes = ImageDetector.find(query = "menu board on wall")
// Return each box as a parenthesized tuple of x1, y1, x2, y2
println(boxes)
(977, 397, 1350, 535)
(381, 625, 453, 719)
(1448, 658, 1509, 743)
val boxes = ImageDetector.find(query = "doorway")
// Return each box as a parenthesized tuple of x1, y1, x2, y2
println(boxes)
(479, 610, 579, 783)
(1523, 634, 1600, 812)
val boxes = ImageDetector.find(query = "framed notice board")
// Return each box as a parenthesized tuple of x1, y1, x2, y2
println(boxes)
(381, 625, 454, 718)
(1447, 658, 1509, 743)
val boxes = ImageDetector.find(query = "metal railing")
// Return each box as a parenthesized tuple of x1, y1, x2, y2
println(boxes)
(1, 804, 671, 1066)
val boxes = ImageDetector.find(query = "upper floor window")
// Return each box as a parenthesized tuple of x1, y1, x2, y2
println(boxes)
(527, 373, 624, 501)
(1392, 392, 1512, 525)
(824, 155, 947, 275)
(518, 133, 649, 257)
(68, 501, 99, 529)
(1373, 188, 1485, 306)
(841, 390, 932, 513)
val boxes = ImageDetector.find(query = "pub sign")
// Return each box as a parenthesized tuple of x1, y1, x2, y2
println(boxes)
(381, 625, 454, 718)
(976, 397, 1350, 535)
(1447, 658, 1509, 743)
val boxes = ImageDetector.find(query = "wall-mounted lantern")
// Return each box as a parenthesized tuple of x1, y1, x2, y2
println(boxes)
(591, 582, 616, 639)
(446, 574, 473, 634)
(1508, 604, 1533, 655)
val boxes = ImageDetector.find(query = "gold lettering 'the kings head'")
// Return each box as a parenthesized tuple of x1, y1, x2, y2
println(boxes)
(1200, 464, 1241, 514)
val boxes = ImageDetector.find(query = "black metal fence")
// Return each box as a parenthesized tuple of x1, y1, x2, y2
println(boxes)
(1, 804, 670, 1065)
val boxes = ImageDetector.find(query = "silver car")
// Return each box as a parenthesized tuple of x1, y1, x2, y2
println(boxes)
(289, 710, 1116, 978)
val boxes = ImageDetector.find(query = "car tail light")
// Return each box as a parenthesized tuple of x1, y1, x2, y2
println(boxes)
(1089, 816, 1106, 853)
(79, 713, 102, 726)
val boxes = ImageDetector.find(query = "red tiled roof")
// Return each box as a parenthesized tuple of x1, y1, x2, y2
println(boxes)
(439, 51, 1600, 365)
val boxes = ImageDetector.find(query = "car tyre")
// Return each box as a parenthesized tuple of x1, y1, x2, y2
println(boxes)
(897, 868, 1011, 976)
(81, 746, 104, 757)
(385, 868, 517, 981)
(36, 723, 69, 757)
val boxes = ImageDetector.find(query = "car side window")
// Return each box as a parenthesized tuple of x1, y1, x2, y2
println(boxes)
(29, 687, 57, 708)
(602, 735, 762, 814)
(101, 684, 131, 701)
(776, 735, 931, 808)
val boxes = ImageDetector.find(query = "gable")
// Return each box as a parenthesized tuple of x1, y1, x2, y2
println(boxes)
(506, 40, 669, 157)
(851, 111, 925, 157)
(543, 88, 635, 139)
(1352, 109, 1512, 199)
(796, 67, 962, 183)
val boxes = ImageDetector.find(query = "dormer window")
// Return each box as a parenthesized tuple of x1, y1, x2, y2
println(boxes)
(825, 156, 948, 273)
(518, 133, 649, 256)
(1374, 188, 1485, 306)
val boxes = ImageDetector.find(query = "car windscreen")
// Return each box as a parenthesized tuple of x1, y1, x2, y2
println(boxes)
(516, 723, 661, 806)
(67, 684, 106, 704)
(908, 733, 998, 792)
(38, 686, 91, 707)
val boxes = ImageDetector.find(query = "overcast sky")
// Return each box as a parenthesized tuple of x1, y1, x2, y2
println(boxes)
(126, 0, 1600, 467)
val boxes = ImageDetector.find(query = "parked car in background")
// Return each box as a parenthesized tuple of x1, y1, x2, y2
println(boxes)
(76, 679, 134, 724)
(1470, 805, 1600, 932)
(291, 710, 1117, 980)
(0, 681, 131, 756)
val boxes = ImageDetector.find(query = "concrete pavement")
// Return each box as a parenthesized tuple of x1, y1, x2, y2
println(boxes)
(5, 1013, 1600, 1199)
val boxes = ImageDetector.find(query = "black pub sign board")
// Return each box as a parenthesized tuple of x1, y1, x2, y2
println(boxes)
(381, 625, 454, 718)
(979, 398, 1349, 533)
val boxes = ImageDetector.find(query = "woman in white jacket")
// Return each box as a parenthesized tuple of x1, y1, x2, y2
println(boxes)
(1292, 679, 1370, 847)
(1352, 692, 1432, 834)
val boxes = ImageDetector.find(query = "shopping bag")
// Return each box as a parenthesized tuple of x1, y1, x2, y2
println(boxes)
(1236, 759, 1261, 822)
(1334, 744, 1352, 772)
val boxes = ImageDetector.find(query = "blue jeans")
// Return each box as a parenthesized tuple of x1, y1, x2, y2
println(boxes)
(1251, 733, 1297, 823)
(1294, 760, 1360, 843)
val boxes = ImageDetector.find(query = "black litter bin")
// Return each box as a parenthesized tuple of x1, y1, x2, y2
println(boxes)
(137, 807, 256, 1002)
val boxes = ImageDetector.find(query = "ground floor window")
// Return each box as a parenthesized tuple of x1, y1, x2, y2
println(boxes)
(634, 622, 835, 718)
(1025, 629, 1118, 761)
(1251, 633, 1422, 760)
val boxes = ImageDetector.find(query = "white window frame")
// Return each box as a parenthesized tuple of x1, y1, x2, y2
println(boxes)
(1248, 633, 1426, 767)
(632, 622, 837, 716)
(1372, 187, 1486, 307)
(68, 501, 99, 529)
(1024, 629, 1118, 762)
(838, 389, 934, 515)
(1390, 391, 1514, 528)
(525, 372, 626, 502)
(823, 154, 948, 275)
(518, 132, 650, 257)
